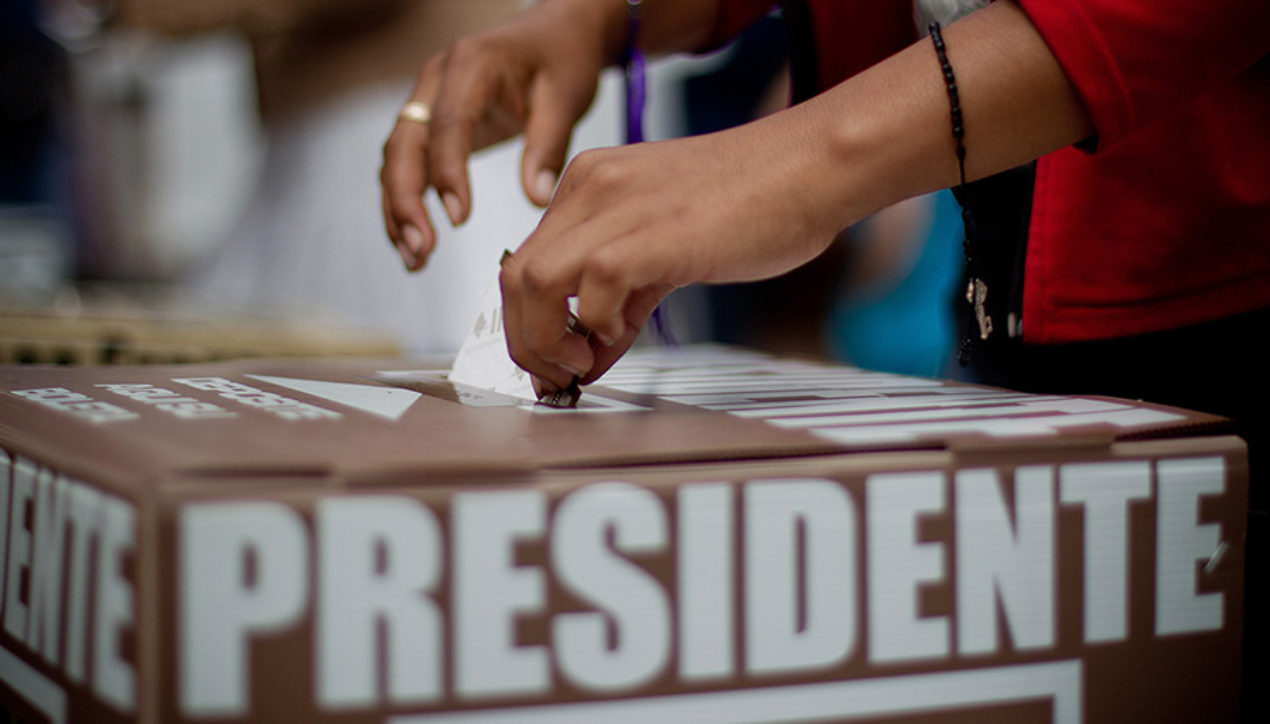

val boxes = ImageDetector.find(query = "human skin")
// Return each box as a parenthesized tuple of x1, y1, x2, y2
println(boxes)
(380, 0, 1093, 392)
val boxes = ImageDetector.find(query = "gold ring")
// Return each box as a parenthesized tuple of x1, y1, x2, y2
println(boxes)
(398, 101, 431, 124)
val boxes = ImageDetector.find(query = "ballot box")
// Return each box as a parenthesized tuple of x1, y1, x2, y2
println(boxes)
(0, 345, 1246, 723)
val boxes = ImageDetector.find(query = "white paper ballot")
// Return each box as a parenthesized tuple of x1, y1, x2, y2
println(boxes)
(447, 272, 538, 402)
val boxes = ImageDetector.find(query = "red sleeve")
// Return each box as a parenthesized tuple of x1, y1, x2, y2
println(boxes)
(807, 0, 915, 89)
(697, 0, 777, 51)
(1017, 0, 1270, 149)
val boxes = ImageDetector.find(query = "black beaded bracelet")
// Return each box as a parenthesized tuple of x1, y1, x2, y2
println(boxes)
(930, 21, 991, 364)
(929, 22, 966, 188)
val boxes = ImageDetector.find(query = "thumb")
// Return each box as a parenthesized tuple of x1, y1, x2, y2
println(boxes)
(522, 77, 585, 207)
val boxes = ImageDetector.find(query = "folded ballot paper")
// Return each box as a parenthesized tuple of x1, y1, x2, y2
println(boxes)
(446, 272, 538, 402)
(448, 269, 588, 408)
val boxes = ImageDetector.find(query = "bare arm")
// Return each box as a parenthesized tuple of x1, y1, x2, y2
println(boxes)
(497, 0, 1095, 390)
(816, 1, 1092, 226)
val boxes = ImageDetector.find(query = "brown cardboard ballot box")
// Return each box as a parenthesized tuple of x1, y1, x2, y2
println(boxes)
(0, 345, 1246, 723)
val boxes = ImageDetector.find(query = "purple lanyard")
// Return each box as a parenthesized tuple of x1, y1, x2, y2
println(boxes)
(623, 1, 647, 145)
(623, 0, 678, 345)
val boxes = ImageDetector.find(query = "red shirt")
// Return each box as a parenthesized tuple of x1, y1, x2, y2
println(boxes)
(707, 0, 1270, 343)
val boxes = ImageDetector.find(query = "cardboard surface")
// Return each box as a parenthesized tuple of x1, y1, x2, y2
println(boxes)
(0, 345, 1247, 722)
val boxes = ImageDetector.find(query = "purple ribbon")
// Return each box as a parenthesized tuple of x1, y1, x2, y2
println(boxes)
(623, 1, 677, 346)
(624, 36, 646, 142)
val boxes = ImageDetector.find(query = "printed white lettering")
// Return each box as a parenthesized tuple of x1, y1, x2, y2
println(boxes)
(745, 479, 856, 675)
(131, 451, 1229, 715)
(1060, 462, 1151, 643)
(94, 498, 135, 711)
(868, 472, 948, 663)
(171, 377, 340, 421)
(1156, 457, 1225, 636)
(96, 383, 236, 420)
(956, 466, 1055, 655)
(180, 502, 309, 716)
(0, 454, 138, 709)
(0, 451, 9, 623)
(11, 387, 138, 424)
(677, 483, 735, 680)
(453, 490, 548, 698)
(27, 472, 69, 664)
(64, 482, 102, 684)
(553, 483, 671, 691)
(4, 458, 37, 639)
(317, 497, 442, 708)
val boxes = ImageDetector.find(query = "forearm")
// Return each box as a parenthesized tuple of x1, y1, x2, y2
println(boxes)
(805, 0, 1094, 228)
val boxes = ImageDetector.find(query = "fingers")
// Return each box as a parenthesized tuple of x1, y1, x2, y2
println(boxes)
(381, 193, 413, 270)
(573, 218, 686, 348)
(575, 241, 647, 345)
(381, 17, 600, 269)
(499, 252, 594, 390)
(381, 58, 444, 271)
(427, 38, 506, 228)
(502, 222, 675, 388)
(521, 76, 585, 206)
(581, 285, 672, 385)
(381, 121, 438, 272)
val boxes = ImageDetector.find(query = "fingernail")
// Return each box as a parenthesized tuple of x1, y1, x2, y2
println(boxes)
(396, 242, 415, 270)
(442, 192, 464, 225)
(596, 330, 618, 347)
(403, 224, 425, 255)
(534, 170, 557, 203)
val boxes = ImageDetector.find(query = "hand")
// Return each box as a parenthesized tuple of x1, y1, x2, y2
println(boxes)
(380, 1, 614, 271)
(494, 0, 1097, 392)
(499, 105, 854, 390)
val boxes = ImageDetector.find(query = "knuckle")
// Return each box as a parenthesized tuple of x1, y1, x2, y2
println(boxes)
(520, 259, 556, 295)
(586, 155, 626, 189)
(504, 336, 527, 367)
(416, 53, 443, 88)
(430, 99, 471, 131)
(379, 154, 399, 185)
(557, 151, 599, 195)
(446, 36, 486, 66)
(571, 148, 599, 170)
(584, 248, 625, 286)
(588, 157, 616, 183)
(387, 190, 420, 218)
(381, 132, 406, 164)
(426, 154, 462, 190)
(507, 346, 540, 380)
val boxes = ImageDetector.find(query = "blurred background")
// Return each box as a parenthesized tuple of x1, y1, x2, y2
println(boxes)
(1, 0, 959, 373)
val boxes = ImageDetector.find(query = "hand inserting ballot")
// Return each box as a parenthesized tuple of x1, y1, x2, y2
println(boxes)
(382, 1, 1094, 390)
